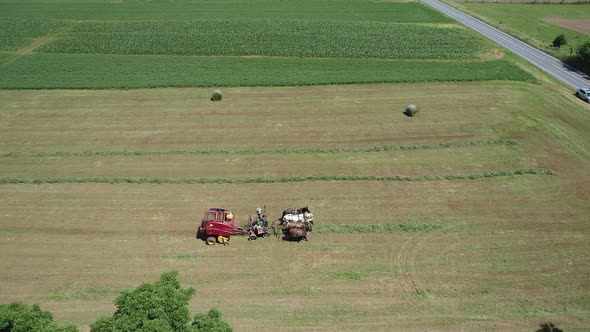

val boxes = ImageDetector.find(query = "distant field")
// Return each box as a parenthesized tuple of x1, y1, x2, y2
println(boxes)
(0, 0, 524, 88)
(0, 82, 589, 330)
(453, 2, 590, 59)
(0, 1, 451, 22)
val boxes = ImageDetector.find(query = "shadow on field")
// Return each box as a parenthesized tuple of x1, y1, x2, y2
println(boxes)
(536, 322, 563, 332)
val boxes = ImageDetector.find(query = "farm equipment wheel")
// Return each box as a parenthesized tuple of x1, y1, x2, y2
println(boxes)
(262, 233, 270, 238)
(196, 229, 202, 240)
(206, 236, 216, 245)
(248, 234, 257, 241)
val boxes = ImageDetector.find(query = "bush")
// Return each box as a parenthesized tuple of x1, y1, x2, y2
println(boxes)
(0, 302, 78, 332)
(564, 40, 590, 75)
(191, 309, 232, 332)
(578, 41, 590, 63)
(552, 34, 567, 48)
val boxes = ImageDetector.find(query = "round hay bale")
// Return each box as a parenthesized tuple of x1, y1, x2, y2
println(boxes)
(211, 89, 222, 101)
(404, 104, 419, 117)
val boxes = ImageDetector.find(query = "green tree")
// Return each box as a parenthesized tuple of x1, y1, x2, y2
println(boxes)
(191, 309, 232, 332)
(90, 271, 195, 332)
(552, 34, 567, 48)
(578, 41, 590, 63)
(0, 302, 78, 332)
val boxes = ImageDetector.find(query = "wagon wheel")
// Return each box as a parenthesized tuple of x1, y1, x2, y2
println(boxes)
(249, 235, 257, 241)
(206, 236, 216, 245)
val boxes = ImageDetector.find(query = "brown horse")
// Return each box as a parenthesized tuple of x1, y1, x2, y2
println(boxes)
(287, 228, 308, 242)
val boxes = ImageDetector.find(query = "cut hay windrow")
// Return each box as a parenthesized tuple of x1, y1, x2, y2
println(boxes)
(314, 223, 451, 234)
(0, 168, 557, 185)
(0, 139, 518, 158)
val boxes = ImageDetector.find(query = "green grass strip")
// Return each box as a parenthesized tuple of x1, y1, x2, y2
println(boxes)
(314, 223, 450, 234)
(0, 139, 517, 158)
(0, 168, 556, 185)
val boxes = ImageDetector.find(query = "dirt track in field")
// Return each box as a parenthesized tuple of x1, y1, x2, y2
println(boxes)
(0, 82, 589, 330)
(543, 18, 590, 35)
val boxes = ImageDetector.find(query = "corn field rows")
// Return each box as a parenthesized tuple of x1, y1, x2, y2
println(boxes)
(39, 19, 490, 59)
(0, 18, 65, 51)
(0, 1, 452, 23)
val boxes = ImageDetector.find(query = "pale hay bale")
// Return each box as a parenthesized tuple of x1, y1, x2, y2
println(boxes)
(404, 104, 419, 117)
(211, 89, 222, 101)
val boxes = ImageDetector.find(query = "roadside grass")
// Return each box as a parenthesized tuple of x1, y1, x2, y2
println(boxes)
(0, 55, 535, 89)
(450, 2, 590, 60)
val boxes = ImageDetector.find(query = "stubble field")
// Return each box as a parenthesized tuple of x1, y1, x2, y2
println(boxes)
(1, 82, 589, 330)
(1, 0, 590, 330)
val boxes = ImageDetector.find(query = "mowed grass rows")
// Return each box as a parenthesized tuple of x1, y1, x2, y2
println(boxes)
(0, 145, 532, 179)
(0, 82, 530, 152)
(0, 82, 588, 330)
(39, 20, 490, 59)
(0, 175, 587, 329)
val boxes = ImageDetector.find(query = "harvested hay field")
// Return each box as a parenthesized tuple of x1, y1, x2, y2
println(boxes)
(0, 82, 589, 330)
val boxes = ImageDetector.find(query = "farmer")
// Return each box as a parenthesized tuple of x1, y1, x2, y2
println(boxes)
(255, 207, 268, 227)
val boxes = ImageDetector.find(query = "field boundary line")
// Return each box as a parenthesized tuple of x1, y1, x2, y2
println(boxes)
(0, 168, 557, 185)
(0, 139, 518, 158)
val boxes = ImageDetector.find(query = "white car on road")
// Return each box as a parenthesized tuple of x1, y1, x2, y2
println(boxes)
(576, 88, 590, 103)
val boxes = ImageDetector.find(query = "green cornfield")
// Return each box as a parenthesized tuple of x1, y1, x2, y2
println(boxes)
(40, 20, 490, 59)
(0, 18, 66, 51)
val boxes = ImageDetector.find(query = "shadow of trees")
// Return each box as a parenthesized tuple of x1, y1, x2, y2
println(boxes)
(536, 322, 563, 332)
(563, 54, 590, 79)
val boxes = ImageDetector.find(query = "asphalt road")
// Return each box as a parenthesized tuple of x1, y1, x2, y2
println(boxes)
(421, 0, 590, 89)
